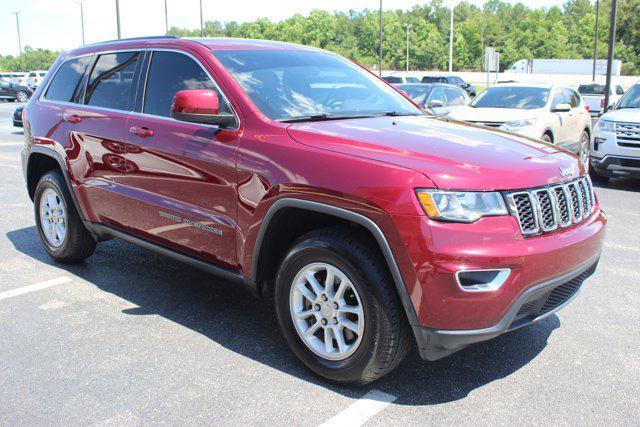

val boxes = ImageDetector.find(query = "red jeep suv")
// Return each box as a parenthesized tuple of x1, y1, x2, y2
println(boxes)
(21, 37, 606, 385)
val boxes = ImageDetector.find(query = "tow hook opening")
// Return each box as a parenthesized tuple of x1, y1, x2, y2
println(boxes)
(455, 269, 511, 292)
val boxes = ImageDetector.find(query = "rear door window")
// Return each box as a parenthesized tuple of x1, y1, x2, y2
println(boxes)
(428, 87, 446, 105)
(85, 52, 140, 110)
(45, 56, 93, 103)
(551, 88, 566, 109)
(142, 50, 232, 118)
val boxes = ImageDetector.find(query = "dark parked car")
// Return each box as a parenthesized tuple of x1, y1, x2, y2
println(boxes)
(395, 83, 469, 115)
(0, 79, 32, 102)
(13, 105, 24, 127)
(421, 75, 476, 97)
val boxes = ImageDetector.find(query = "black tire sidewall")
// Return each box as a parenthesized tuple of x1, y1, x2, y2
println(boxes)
(275, 238, 388, 384)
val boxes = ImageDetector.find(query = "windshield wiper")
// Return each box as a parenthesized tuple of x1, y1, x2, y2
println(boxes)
(278, 113, 376, 123)
(379, 111, 420, 117)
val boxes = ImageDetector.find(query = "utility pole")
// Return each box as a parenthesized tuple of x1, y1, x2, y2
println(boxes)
(592, 0, 600, 81)
(404, 24, 412, 72)
(115, 0, 121, 39)
(164, 0, 169, 34)
(199, 0, 204, 37)
(13, 12, 22, 55)
(76, 2, 85, 45)
(603, 0, 618, 112)
(448, 6, 454, 73)
(378, 0, 382, 76)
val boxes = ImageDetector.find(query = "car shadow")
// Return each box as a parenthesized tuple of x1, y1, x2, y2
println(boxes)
(592, 176, 640, 193)
(7, 225, 558, 405)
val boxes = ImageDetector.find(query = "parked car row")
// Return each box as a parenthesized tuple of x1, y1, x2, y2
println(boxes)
(1, 70, 49, 89)
(0, 79, 33, 102)
(382, 74, 476, 97)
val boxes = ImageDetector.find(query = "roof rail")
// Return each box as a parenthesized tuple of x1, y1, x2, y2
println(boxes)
(83, 35, 178, 47)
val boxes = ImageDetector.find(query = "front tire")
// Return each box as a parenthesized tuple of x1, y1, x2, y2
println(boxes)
(541, 133, 552, 143)
(16, 91, 29, 102)
(274, 228, 411, 386)
(578, 130, 590, 167)
(34, 170, 96, 263)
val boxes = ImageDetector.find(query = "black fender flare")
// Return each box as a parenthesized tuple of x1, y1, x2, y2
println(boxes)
(251, 198, 420, 326)
(26, 145, 88, 222)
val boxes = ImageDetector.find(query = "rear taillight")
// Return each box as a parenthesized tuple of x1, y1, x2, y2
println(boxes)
(600, 98, 605, 108)
(585, 105, 590, 112)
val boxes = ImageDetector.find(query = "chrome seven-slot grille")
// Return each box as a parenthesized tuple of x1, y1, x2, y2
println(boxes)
(506, 176, 596, 236)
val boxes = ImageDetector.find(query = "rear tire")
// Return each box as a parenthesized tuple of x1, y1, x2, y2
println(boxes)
(541, 133, 552, 143)
(34, 170, 96, 263)
(578, 130, 590, 167)
(274, 227, 411, 386)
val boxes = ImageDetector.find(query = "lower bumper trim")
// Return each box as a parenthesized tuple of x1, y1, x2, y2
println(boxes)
(414, 255, 600, 361)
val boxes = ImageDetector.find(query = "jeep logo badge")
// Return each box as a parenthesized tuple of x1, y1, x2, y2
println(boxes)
(559, 166, 574, 177)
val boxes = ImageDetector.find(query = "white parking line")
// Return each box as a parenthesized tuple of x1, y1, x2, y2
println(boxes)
(0, 277, 72, 301)
(320, 389, 397, 427)
(604, 242, 640, 252)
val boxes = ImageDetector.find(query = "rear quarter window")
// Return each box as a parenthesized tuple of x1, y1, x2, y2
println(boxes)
(45, 56, 93, 103)
(85, 52, 140, 110)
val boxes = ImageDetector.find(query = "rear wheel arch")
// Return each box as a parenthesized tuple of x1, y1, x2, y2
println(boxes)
(542, 129, 554, 143)
(251, 198, 419, 326)
(26, 148, 86, 221)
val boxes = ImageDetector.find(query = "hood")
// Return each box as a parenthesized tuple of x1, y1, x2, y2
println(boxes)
(600, 108, 640, 123)
(287, 115, 582, 191)
(447, 106, 543, 123)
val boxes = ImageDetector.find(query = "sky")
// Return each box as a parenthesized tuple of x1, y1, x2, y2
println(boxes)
(1, 0, 570, 56)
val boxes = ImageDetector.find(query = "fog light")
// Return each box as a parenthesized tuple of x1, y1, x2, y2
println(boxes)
(455, 269, 511, 292)
(594, 137, 606, 151)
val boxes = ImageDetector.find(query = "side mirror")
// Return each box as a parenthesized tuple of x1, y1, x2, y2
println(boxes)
(428, 99, 444, 108)
(552, 103, 571, 112)
(171, 89, 236, 128)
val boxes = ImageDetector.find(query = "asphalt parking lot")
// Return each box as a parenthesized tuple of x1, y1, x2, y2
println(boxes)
(0, 101, 638, 424)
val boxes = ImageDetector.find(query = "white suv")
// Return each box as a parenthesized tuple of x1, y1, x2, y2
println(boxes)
(590, 82, 640, 181)
(448, 83, 593, 164)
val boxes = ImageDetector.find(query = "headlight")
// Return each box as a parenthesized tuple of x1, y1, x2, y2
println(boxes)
(596, 120, 615, 132)
(502, 119, 536, 130)
(416, 190, 508, 222)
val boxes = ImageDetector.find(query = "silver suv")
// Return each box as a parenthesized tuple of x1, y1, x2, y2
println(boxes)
(590, 83, 640, 181)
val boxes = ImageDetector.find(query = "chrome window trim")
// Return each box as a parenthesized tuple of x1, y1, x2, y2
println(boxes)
(139, 48, 240, 131)
(39, 52, 96, 103)
(39, 47, 241, 132)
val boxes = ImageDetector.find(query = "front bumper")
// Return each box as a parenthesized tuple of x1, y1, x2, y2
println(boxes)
(413, 257, 599, 360)
(590, 155, 640, 178)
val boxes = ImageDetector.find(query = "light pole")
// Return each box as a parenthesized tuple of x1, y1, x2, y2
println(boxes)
(164, 0, 169, 34)
(115, 0, 121, 39)
(199, 0, 204, 37)
(603, 0, 618, 112)
(448, 5, 454, 73)
(592, 0, 600, 81)
(13, 11, 22, 55)
(404, 24, 412, 72)
(378, 0, 382, 76)
(75, 2, 85, 45)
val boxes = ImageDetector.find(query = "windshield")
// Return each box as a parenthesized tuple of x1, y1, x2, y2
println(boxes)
(617, 84, 640, 109)
(213, 49, 420, 121)
(578, 84, 606, 95)
(471, 86, 549, 109)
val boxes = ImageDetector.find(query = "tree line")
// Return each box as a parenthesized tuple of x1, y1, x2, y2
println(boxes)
(2, 0, 638, 74)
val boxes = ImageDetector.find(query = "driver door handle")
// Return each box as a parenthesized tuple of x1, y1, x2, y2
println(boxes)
(129, 126, 154, 138)
(63, 113, 81, 123)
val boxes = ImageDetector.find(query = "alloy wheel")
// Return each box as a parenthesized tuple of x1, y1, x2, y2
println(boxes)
(579, 132, 590, 167)
(39, 188, 67, 247)
(289, 262, 365, 361)
(17, 91, 28, 102)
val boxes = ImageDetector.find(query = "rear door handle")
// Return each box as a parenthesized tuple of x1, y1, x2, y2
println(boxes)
(129, 126, 154, 138)
(63, 113, 81, 123)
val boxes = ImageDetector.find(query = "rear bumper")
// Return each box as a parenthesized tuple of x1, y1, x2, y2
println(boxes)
(414, 256, 599, 360)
